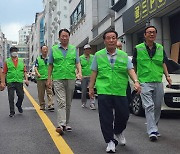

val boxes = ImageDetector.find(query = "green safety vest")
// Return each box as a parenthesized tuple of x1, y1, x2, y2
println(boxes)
(80, 54, 94, 76)
(36, 56, 48, 80)
(52, 44, 76, 80)
(95, 48, 128, 96)
(6, 58, 24, 83)
(136, 42, 164, 83)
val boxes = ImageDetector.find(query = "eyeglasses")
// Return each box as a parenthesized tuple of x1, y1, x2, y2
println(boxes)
(146, 31, 157, 35)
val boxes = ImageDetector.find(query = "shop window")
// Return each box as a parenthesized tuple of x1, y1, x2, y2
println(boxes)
(137, 31, 144, 44)
(169, 12, 180, 64)
(111, 0, 115, 6)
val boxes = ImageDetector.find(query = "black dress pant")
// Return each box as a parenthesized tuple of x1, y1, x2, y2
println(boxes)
(7, 82, 24, 114)
(98, 94, 129, 143)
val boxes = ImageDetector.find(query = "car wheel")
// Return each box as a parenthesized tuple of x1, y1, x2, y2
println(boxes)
(131, 92, 144, 116)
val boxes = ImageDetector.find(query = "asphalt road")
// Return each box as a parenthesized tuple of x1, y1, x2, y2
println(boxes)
(0, 82, 180, 154)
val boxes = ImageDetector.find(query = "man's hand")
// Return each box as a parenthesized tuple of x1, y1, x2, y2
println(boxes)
(0, 82, 6, 91)
(89, 87, 94, 99)
(76, 73, 82, 80)
(47, 79, 52, 88)
(166, 76, 172, 87)
(24, 80, 29, 87)
(134, 82, 141, 94)
(37, 74, 41, 78)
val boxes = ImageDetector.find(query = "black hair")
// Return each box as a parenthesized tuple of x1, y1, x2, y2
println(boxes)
(40, 44, 48, 49)
(59, 28, 70, 37)
(144, 26, 157, 34)
(103, 29, 118, 40)
(10, 46, 18, 52)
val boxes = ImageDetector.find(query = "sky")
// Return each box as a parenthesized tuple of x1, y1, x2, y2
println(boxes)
(0, 0, 43, 42)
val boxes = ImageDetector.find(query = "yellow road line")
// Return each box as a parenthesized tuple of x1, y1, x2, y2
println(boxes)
(24, 88, 74, 154)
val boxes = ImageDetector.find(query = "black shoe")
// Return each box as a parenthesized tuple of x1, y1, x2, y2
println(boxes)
(56, 125, 66, 135)
(9, 113, 15, 117)
(16, 104, 23, 113)
(154, 132, 161, 137)
(149, 132, 158, 141)
(40, 105, 45, 110)
(18, 107, 23, 113)
(48, 105, 54, 112)
(66, 126, 72, 132)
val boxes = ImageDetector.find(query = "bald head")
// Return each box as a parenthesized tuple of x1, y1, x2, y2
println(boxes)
(117, 41, 122, 50)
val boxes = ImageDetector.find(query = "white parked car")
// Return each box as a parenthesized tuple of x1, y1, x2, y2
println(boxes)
(28, 65, 37, 83)
(129, 59, 180, 116)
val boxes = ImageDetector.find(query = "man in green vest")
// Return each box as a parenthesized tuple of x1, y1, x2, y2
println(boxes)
(132, 26, 172, 141)
(1, 47, 29, 117)
(34, 45, 54, 111)
(80, 44, 96, 110)
(89, 29, 141, 153)
(47, 28, 82, 135)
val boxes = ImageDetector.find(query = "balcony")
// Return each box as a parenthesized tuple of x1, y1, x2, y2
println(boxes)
(54, 26, 58, 30)
(54, 17, 58, 21)
(57, 11, 61, 16)
(52, 21, 55, 25)
(52, 29, 55, 34)
(57, 20, 61, 24)
(52, 0, 57, 6)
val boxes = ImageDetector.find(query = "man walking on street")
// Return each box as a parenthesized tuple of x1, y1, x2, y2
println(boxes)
(47, 28, 82, 135)
(80, 44, 95, 110)
(34, 45, 54, 111)
(1, 47, 29, 117)
(132, 26, 172, 141)
(89, 29, 141, 153)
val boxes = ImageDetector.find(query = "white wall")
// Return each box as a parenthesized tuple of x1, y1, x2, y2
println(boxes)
(69, 0, 93, 46)
(43, 0, 70, 47)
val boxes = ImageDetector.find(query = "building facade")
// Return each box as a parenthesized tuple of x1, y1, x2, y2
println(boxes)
(0, 27, 7, 62)
(18, 26, 31, 45)
(28, 12, 44, 70)
(15, 44, 29, 68)
(28, 23, 36, 68)
(69, 0, 115, 54)
(43, 0, 70, 48)
(112, 0, 180, 63)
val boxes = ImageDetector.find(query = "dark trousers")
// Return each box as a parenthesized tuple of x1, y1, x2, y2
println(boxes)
(126, 82, 132, 105)
(7, 82, 24, 114)
(81, 77, 90, 103)
(98, 95, 129, 143)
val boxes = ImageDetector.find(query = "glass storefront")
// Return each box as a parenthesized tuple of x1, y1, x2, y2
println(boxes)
(169, 11, 180, 64)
